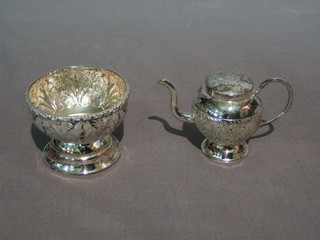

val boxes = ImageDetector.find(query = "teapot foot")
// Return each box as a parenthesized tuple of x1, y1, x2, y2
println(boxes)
(43, 135, 121, 175)
(201, 139, 248, 166)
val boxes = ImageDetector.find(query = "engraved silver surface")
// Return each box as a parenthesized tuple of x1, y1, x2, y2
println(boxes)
(26, 66, 129, 175)
(158, 72, 293, 165)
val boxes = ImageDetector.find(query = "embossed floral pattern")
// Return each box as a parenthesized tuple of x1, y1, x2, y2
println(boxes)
(193, 106, 262, 147)
(26, 66, 129, 144)
(28, 67, 127, 116)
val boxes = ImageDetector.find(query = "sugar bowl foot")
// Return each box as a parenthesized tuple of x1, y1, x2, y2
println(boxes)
(43, 135, 121, 175)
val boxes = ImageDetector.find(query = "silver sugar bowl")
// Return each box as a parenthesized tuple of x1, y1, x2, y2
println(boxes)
(26, 66, 129, 175)
(158, 72, 293, 165)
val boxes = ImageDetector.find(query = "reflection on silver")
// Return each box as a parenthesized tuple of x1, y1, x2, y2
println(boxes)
(26, 66, 129, 175)
(158, 72, 293, 165)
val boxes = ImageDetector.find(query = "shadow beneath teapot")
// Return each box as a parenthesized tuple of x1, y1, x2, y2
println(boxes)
(148, 116, 204, 150)
(149, 116, 274, 149)
(247, 121, 274, 143)
(31, 122, 124, 151)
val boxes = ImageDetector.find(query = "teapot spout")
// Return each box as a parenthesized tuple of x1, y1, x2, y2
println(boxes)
(157, 79, 194, 123)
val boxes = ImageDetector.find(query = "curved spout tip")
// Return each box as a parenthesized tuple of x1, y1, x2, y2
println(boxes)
(157, 78, 170, 85)
(157, 79, 176, 91)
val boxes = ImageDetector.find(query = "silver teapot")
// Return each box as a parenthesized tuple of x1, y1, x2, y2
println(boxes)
(158, 72, 293, 165)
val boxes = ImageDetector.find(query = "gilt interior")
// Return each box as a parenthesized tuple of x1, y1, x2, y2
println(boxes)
(28, 67, 127, 116)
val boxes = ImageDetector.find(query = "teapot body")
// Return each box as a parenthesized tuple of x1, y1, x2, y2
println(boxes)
(192, 95, 263, 148)
(158, 71, 293, 165)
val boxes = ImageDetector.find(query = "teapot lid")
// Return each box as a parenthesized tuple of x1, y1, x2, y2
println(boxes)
(204, 72, 254, 100)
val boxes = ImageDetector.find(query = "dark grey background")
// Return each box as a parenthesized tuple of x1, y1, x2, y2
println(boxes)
(1, 0, 319, 239)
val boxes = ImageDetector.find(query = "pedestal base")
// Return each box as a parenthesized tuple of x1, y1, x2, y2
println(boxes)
(43, 135, 121, 175)
(201, 138, 248, 166)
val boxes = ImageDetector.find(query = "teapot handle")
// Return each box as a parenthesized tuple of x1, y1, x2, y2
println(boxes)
(254, 78, 293, 127)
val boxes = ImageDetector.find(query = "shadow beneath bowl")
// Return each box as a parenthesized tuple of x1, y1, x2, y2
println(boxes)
(31, 124, 50, 151)
(31, 122, 124, 151)
(113, 122, 124, 143)
(148, 116, 274, 149)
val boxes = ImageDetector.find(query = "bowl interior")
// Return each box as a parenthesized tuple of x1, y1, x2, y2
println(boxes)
(28, 67, 128, 117)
